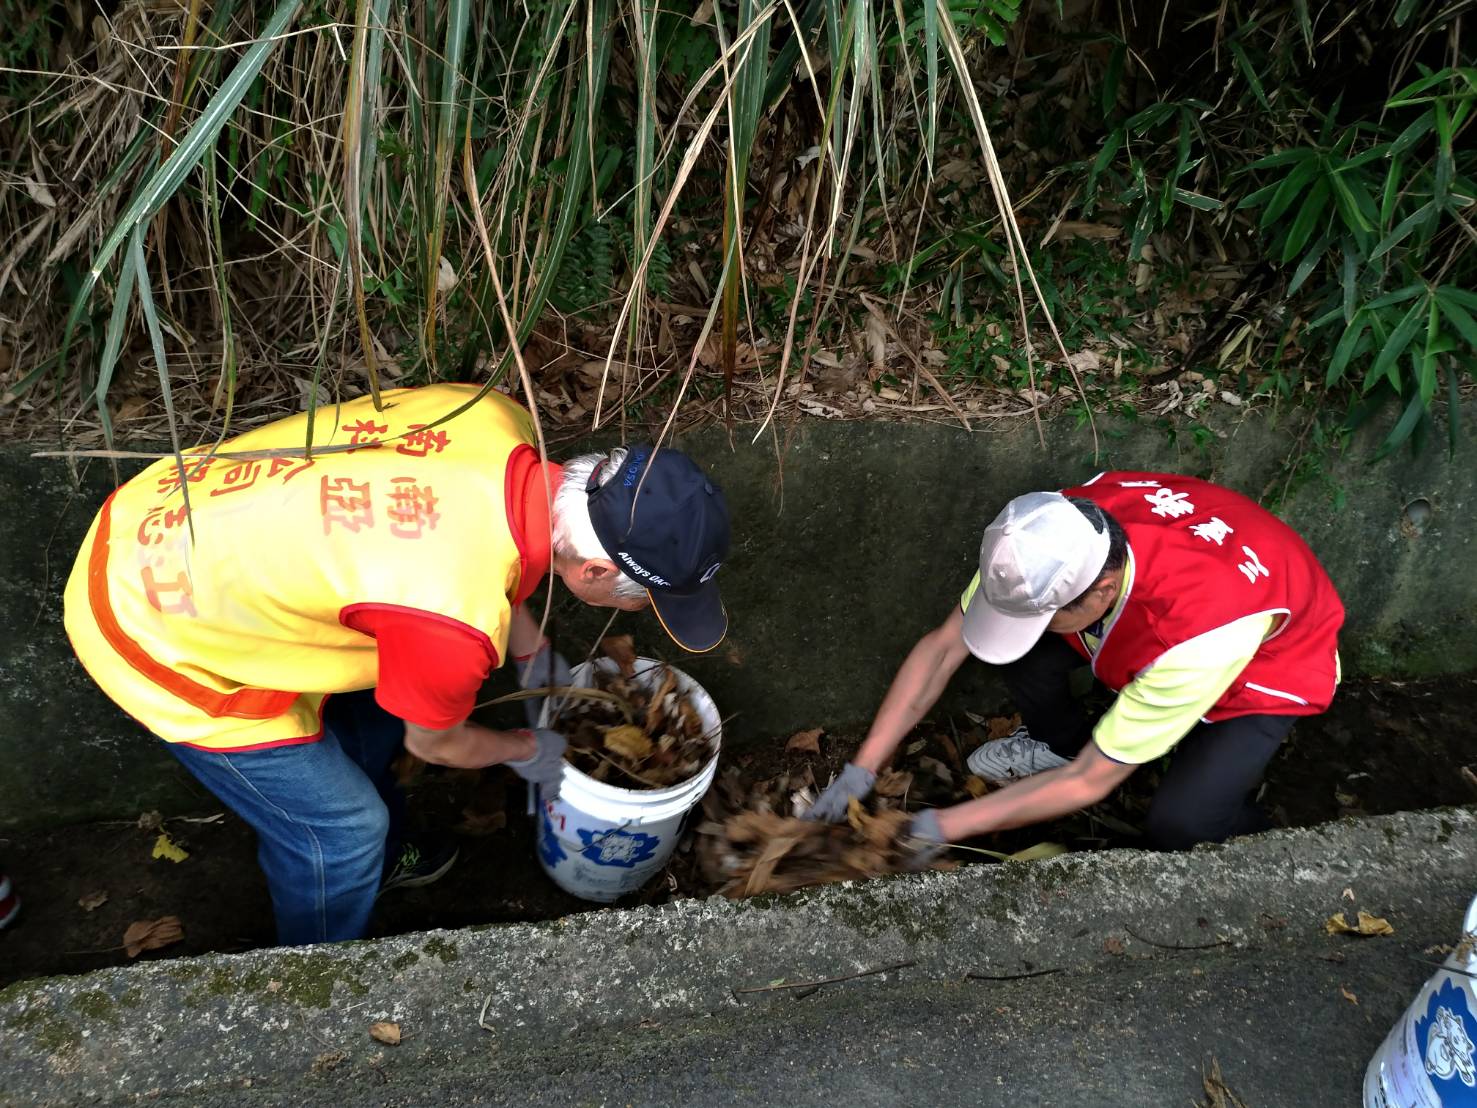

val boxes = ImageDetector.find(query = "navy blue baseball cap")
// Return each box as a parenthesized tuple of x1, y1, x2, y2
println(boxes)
(586, 443, 730, 652)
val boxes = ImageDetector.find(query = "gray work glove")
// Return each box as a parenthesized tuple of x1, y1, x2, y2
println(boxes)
(900, 809, 947, 871)
(804, 762, 877, 823)
(515, 642, 573, 729)
(507, 728, 567, 801)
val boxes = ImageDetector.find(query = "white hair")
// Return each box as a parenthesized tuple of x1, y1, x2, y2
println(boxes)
(553, 447, 647, 600)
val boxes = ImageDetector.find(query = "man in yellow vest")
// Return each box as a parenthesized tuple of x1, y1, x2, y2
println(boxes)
(64, 384, 730, 944)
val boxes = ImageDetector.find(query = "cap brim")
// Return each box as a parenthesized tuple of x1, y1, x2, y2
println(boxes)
(649, 583, 727, 653)
(960, 595, 1054, 664)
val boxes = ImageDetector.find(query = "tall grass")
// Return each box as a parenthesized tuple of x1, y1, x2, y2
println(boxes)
(0, 0, 1469, 465)
(3, 0, 1057, 454)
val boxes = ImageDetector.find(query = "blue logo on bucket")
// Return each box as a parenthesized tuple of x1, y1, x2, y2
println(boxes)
(577, 828, 660, 868)
(1416, 977, 1477, 1102)
(538, 814, 567, 868)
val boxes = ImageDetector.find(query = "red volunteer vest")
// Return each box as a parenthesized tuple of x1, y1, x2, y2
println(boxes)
(1062, 471, 1344, 720)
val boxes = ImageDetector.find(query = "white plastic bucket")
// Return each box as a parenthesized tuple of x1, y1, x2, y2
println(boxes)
(1365, 893, 1477, 1106)
(535, 657, 721, 903)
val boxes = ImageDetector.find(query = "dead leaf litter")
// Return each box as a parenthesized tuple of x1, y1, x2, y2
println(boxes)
(553, 649, 716, 791)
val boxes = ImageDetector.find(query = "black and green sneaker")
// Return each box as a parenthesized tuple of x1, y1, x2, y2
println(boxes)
(380, 834, 459, 896)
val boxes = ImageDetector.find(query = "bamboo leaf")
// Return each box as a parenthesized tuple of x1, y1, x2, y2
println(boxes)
(1292, 0, 1313, 58)
(1420, 298, 1440, 404)
(128, 229, 194, 538)
(1174, 188, 1224, 211)
(1229, 40, 1269, 109)
(1388, 66, 1463, 105)
(1102, 41, 1124, 118)
(1365, 284, 1425, 310)
(1366, 297, 1426, 393)
(1084, 128, 1123, 212)
(201, 155, 236, 440)
(1281, 176, 1330, 262)
(1329, 169, 1374, 235)
(60, 0, 304, 400)
(1243, 147, 1316, 172)
(1326, 312, 1368, 387)
(923, 0, 939, 167)
(93, 246, 140, 452)
(1289, 232, 1333, 293)
(1371, 201, 1437, 261)
(1436, 292, 1477, 348)
(1388, 111, 1435, 156)
(1373, 388, 1427, 460)
(1379, 153, 1404, 228)
(1262, 157, 1321, 226)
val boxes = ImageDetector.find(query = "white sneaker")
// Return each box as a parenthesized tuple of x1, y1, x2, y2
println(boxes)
(966, 727, 1069, 784)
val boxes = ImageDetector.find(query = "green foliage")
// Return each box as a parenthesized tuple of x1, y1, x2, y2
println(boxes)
(1238, 65, 1476, 457)
(1081, 5, 1474, 459)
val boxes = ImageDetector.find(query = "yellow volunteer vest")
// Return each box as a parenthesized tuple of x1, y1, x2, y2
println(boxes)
(64, 384, 538, 750)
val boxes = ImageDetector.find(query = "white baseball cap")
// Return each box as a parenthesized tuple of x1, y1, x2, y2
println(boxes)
(960, 491, 1112, 664)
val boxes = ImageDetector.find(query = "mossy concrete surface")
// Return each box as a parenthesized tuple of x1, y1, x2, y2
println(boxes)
(1, 809, 1475, 1105)
(1, 402, 1472, 828)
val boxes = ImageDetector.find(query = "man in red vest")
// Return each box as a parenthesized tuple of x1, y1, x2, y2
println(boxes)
(807, 472, 1344, 854)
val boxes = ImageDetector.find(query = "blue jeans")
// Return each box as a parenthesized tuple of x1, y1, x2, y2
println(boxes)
(166, 690, 406, 945)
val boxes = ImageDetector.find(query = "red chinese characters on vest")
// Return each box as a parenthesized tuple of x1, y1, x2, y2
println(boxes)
(1061, 471, 1345, 720)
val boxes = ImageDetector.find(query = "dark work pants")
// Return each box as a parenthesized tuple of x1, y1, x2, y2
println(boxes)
(998, 635, 1296, 851)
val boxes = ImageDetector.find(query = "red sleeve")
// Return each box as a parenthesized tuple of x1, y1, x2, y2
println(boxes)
(340, 605, 499, 730)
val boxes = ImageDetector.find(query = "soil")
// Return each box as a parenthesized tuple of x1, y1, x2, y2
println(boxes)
(3, 675, 1476, 990)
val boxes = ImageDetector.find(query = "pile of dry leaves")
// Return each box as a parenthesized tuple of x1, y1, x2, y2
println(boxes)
(694, 727, 999, 897)
(553, 637, 717, 790)
(696, 802, 954, 898)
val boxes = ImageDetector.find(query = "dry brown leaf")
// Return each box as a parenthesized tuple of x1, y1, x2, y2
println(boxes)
(986, 714, 1022, 741)
(1340, 986, 1359, 1005)
(123, 916, 183, 958)
(785, 728, 823, 755)
(369, 1021, 402, 1046)
(599, 635, 638, 677)
(873, 770, 913, 798)
(1103, 936, 1126, 956)
(1053, 221, 1122, 241)
(1325, 910, 1395, 937)
(603, 724, 654, 760)
(78, 890, 109, 912)
(935, 731, 965, 776)
(1197, 1058, 1249, 1108)
(644, 668, 678, 733)
(744, 832, 805, 896)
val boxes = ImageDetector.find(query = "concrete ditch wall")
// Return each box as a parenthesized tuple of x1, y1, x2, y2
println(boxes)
(1, 402, 1472, 828)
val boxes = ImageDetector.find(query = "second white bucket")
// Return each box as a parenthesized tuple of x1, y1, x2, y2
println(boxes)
(1365, 891, 1477, 1106)
(535, 656, 721, 903)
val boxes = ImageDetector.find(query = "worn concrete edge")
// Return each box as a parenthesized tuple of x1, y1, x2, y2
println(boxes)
(3, 807, 1475, 1101)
